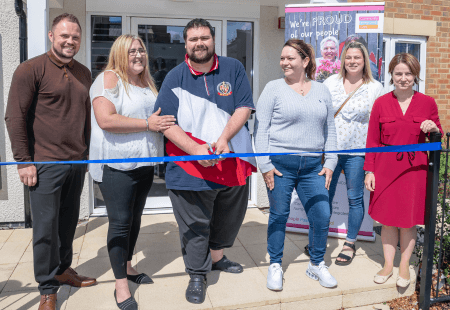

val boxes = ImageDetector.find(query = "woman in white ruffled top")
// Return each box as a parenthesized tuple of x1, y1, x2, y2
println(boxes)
(89, 34, 175, 310)
(321, 41, 383, 266)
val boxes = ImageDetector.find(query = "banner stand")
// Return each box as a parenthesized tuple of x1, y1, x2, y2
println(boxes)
(287, 173, 376, 242)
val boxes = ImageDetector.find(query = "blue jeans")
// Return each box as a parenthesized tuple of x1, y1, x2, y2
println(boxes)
(328, 155, 365, 242)
(267, 155, 331, 265)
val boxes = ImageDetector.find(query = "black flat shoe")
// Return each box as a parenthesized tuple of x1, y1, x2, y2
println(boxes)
(304, 244, 310, 257)
(185, 274, 206, 304)
(114, 290, 138, 310)
(211, 255, 243, 273)
(127, 273, 154, 284)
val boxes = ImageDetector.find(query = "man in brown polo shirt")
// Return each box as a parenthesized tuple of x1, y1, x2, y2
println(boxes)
(5, 13, 96, 310)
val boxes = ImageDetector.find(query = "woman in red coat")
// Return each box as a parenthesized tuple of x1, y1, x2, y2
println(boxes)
(364, 53, 443, 288)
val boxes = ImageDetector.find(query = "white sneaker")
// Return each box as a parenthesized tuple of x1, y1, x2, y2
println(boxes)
(267, 263, 283, 291)
(306, 261, 337, 288)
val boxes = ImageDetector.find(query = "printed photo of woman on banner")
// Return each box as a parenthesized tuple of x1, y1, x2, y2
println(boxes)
(285, 3, 384, 82)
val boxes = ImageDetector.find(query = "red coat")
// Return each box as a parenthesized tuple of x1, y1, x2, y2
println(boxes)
(364, 91, 443, 228)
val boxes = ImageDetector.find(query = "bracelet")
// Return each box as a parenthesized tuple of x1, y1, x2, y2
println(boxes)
(364, 171, 373, 175)
(145, 119, 149, 131)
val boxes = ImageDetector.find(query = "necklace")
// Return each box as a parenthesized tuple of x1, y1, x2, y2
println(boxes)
(286, 78, 309, 96)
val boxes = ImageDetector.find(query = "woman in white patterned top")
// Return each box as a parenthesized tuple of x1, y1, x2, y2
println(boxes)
(89, 34, 176, 310)
(322, 41, 384, 265)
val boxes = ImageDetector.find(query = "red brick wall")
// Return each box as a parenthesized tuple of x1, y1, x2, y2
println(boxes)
(349, 0, 450, 132)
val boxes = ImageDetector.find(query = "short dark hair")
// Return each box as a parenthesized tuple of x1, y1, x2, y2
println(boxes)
(183, 18, 215, 40)
(388, 53, 421, 85)
(51, 13, 82, 33)
(344, 34, 368, 52)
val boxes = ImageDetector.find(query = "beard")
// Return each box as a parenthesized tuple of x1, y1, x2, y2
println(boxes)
(188, 45, 215, 64)
(51, 43, 76, 61)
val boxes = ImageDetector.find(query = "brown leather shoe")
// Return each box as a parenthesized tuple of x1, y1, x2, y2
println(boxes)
(38, 294, 56, 310)
(54, 267, 97, 287)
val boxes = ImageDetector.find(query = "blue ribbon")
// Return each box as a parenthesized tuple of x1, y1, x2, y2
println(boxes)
(0, 142, 441, 166)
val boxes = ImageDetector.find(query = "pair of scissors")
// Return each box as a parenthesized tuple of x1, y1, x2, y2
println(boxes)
(206, 142, 215, 167)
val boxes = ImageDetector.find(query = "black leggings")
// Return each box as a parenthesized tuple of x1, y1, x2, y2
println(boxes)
(99, 165, 154, 279)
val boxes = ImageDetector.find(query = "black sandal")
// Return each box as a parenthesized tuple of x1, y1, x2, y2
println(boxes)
(127, 273, 153, 284)
(211, 255, 243, 273)
(114, 290, 138, 310)
(185, 274, 206, 304)
(335, 242, 356, 266)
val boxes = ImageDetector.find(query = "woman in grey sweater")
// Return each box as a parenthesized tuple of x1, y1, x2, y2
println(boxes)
(254, 39, 337, 290)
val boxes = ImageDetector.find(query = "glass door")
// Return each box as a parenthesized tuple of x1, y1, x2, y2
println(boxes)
(131, 17, 222, 212)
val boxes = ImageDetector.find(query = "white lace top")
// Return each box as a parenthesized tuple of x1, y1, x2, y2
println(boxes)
(88, 70, 163, 182)
(323, 74, 384, 155)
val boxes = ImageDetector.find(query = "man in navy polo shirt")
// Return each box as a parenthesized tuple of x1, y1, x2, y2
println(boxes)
(154, 18, 256, 304)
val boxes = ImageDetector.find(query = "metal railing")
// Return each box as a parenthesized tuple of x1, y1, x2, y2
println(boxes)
(419, 132, 450, 309)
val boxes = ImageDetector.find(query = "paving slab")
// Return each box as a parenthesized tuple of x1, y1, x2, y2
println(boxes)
(65, 283, 133, 310)
(139, 213, 179, 234)
(0, 230, 14, 243)
(75, 257, 116, 284)
(237, 225, 275, 247)
(285, 231, 309, 242)
(342, 287, 399, 308)
(241, 304, 281, 310)
(258, 263, 343, 303)
(135, 250, 186, 279)
(138, 274, 214, 310)
(85, 217, 109, 237)
(331, 256, 397, 294)
(245, 241, 309, 268)
(0, 264, 17, 293)
(3, 262, 36, 292)
(281, 295, 343, 310)
(241, 208, 269, 227)
(0, 290, 42, 310)
(0, 209, 418, 309)
(0, 229, 31, 265)
(207, 268, 279, 309)
(347, 303, 390, 310)
(135, 230, 182, 254)
(78, 236, 109, 260)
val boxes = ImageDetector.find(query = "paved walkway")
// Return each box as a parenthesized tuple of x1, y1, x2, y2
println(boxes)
(0, 209, 416, 310)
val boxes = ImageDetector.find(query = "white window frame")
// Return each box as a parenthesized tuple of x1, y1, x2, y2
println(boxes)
(383, 34, 427, 94)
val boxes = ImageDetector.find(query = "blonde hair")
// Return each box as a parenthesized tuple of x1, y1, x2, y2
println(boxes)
(338, 41, 374, 84)
(104, 34, 158, 96)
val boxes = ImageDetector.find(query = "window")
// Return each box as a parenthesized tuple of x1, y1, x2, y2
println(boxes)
(227, 21, 254, 89)
(90, 16, 122, 79)
(382, 35, 427, 93)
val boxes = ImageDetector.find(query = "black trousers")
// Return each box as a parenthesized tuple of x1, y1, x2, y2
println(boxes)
(98, 165, 154, 279)
(30, 163, 86, 295)
(169, 181, 249, 275)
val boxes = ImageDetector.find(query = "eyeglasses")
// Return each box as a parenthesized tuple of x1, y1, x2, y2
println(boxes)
(129, 49, 146, 56)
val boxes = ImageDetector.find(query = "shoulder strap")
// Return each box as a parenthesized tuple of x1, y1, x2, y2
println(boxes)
(334, 82, 364, 118)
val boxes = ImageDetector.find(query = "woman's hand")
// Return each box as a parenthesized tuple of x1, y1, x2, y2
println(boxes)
(147, 107, 176, 132)
(262, 168, 283, 191)
(318, 167, 333, 190)
(420, 120, 439, 134)
(364, 173, 375, 192)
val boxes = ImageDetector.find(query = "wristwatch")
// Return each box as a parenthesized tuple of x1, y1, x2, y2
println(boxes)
(364, 171, 373, 175)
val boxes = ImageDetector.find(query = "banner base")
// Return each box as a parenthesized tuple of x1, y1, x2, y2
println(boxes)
(286, 226, 376, 242)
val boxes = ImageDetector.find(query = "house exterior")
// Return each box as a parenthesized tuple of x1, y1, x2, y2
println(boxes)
(0, 0, 448, 225)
